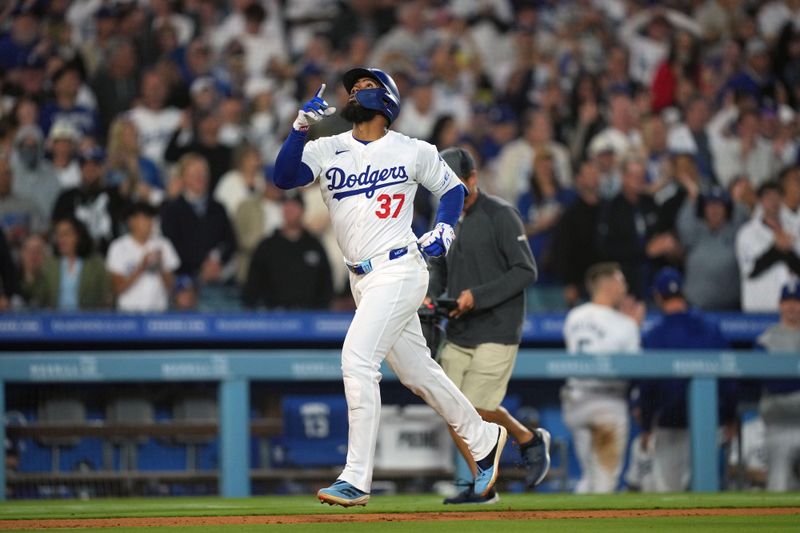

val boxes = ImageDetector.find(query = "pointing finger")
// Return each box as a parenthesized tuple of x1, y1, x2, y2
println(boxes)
(316, 84, 326, 99)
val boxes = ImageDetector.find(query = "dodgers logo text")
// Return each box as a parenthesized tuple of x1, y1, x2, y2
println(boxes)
(326, 165, 409, 199)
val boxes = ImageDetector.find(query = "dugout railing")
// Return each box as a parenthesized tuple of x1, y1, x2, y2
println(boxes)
(2, 350, 798, 500)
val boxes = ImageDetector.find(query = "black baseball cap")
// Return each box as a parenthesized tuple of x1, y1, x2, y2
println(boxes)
(439, 147, 475, 180)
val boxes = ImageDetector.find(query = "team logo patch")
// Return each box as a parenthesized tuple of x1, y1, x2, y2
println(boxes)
(325, 164, 409, 199)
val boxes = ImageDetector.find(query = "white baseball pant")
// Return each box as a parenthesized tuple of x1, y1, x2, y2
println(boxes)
(337, 249, 499, 492)
(650, 428, 690, 492)
(562, 387, 629, 493)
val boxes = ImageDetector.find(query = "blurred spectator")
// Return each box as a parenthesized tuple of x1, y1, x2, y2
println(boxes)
(0, 229, 18, 310)
(90, 38, 139, 139)
(211, 0, 287, 63)
(78, 5, 118, 78)
(116, 2, 155, 71)
(127, 71, 183, 168)
(767, 106, 798, 168)
(17, 232, 46, 295)
(780, 166, 800, 227)
(587, 92, 643, 170)
(473, 105, 519, 167)
(517, 149, 575, 309)
(38, 65, 98, 139)
(243, 194, 332, 310)
(427, 114, 459, 151)
(636, 267, 733, 492)
(23, 216, 111, 310)
(722, 38, 777, 107)
(179, 37, 224, 90)
(218, 97, 246, 148)
(326, 0, 395, 53)
(495, 110, 572, 203)
(0, 158, 45, 252)
(640, 115, 674, 198)
(216, 38, 249, 100)
(677, 182, 748, 311)
(650, 29, 702, 112)
(106, 117, 163, 204)
(737, 182, 800, 312)
(773, 21, 800, 109)
(46, 120, 81, 190)
(588, 135, 622, 199)
(245, 77, 291, 165)
(10, 125, 60, 218)
(552, 160, 603, 308)
(149, 0, 195, 48)
(667, 95, 716, 185)
(164, 110, 233, 194)
(369, 1, 437, 71)
(106, 202, 180, 312)
(214, 144, 265, 220)
(0, 3, 41, 72)
(160, 153, 236, 284)
(52, 147, 126, 253)
(597, 158, 678, 299)
(189, 76, 222, 115)
(238, 2, 288, 78)
(233, 180, 283, 285)
(709, 105, 781, 189)
(756, 281, 800, 491)
(567, 74, 605, 166)
(618, 6, 702, 87)
(393, 75, 438, 141)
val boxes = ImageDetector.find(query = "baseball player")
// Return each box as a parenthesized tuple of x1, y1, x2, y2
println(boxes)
(272, 67, 507, 507)
(561, 262, 643, 493)
(757, 281, 800, 491)
(637, 267, 732, 492)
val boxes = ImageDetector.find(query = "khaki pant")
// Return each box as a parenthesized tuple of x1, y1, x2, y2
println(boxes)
(438, 341, 519, 411)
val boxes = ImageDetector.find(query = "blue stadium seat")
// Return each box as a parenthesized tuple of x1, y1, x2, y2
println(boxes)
(271, 395, 348, 468)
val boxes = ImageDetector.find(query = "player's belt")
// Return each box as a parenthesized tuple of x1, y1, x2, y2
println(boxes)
(345, 246, 409, 275)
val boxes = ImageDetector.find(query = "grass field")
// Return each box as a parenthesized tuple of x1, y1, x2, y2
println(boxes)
(0, 492, 798, 532)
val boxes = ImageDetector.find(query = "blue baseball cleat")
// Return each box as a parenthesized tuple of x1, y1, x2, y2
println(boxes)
(443, 484, 500, 505)
(473, 426, 508, 497)
(317, 479, 370, 507)
(522, 428, 551, 488)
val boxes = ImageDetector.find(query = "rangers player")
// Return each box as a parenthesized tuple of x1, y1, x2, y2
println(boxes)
(273, 67, 507, 507)
(561, 262, 643, 493)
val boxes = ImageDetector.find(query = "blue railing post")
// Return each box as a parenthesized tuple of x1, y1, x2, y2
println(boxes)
(689, 377, 719, 491)
(219, 378, 250, 497)
(0, 379, 5, 501)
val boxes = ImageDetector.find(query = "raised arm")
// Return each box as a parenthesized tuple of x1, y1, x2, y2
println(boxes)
(273, 85, 336, 190)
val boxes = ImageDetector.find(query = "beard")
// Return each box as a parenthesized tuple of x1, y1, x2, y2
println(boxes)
(341, 100, 380, 124)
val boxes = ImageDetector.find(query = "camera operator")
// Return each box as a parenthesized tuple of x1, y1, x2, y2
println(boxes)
(425, 147, 549, 504)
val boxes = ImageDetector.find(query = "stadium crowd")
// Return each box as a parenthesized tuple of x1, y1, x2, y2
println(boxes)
(0, 0, 798, 314)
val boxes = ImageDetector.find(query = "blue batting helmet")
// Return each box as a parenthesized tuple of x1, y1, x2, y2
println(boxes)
(342, 67, 401, 125)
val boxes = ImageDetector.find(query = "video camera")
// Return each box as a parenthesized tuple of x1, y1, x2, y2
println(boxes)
(417, 297, 458, 320)
(417, 297, 458, 360)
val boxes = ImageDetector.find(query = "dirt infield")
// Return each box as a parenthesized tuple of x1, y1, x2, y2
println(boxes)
(1, 507, 798, 529)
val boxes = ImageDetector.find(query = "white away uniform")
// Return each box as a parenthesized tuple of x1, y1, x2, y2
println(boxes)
(562, 302, 640, 493)
(301, 130, 501, 492)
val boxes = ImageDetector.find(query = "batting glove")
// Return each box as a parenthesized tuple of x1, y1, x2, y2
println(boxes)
(293, 84, 336, 131)
(417, 222, 455, 258)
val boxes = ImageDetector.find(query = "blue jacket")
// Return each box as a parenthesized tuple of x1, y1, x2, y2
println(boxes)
(638, 310, 734, 430)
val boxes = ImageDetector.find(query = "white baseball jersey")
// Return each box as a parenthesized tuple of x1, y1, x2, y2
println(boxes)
(562, 301, 640, 493)
(300, 131, 460, 263)
(563, 302, 640, 390)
